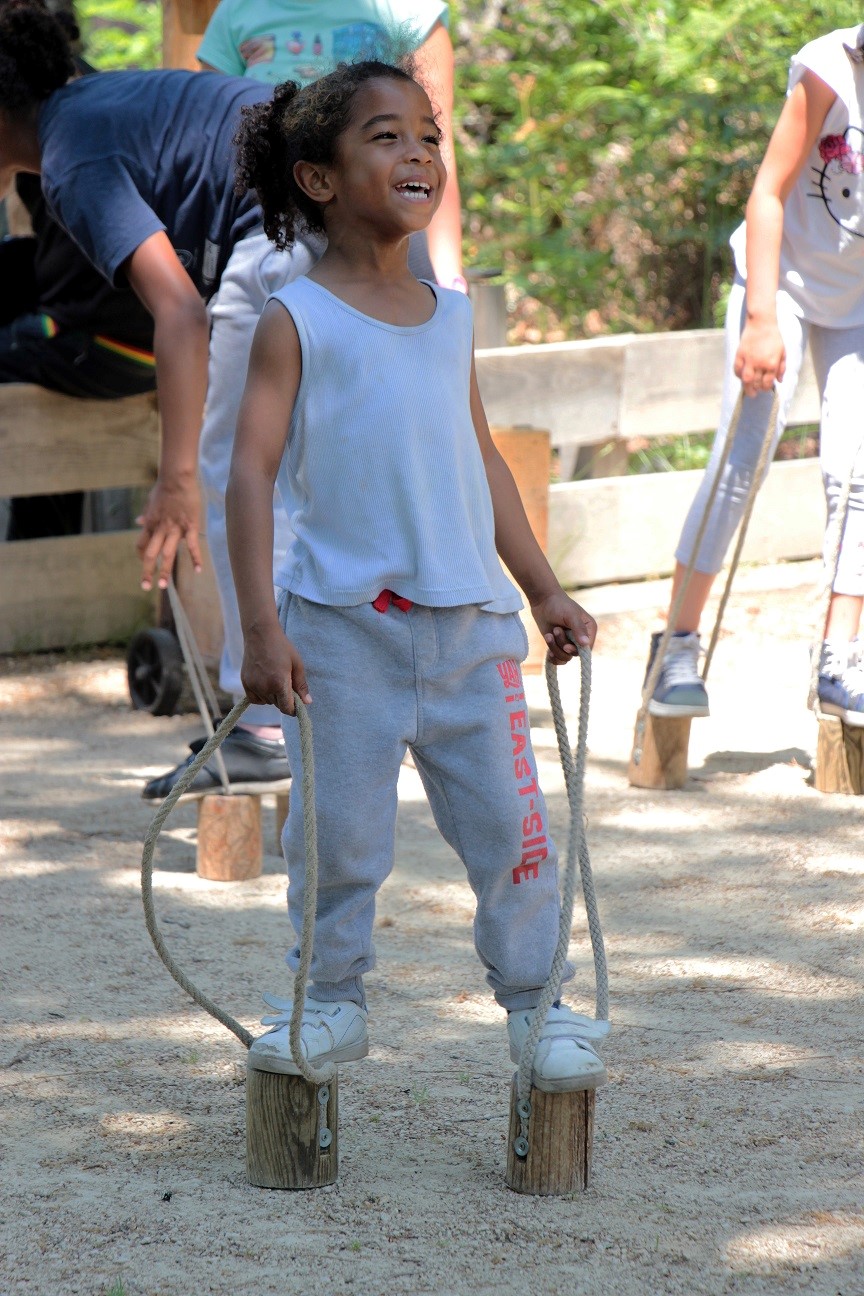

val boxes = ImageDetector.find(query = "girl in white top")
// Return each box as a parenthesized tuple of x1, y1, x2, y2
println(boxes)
(647, 27, 864, 727)
(226, 60, 609, 1089)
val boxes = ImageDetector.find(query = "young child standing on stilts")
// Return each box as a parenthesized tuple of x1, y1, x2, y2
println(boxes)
(647, 25, 864, 725)
(227, 60, 608, 1090)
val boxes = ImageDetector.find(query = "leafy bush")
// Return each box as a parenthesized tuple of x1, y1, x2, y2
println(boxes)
(453, 0, 852, 339)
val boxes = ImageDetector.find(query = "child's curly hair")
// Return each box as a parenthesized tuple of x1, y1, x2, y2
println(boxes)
(234, 59, 421, 250)
(0, 0, 75, 116)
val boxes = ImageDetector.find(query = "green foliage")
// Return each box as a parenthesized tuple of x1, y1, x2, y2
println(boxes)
(453, 0, 852, 338)
(71, 0, 853, 339)
(78, 0, 160, 70)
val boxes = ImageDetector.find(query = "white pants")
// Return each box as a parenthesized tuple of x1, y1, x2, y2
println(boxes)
(676, 277, 864, 595)
(198, 229, 320, 725)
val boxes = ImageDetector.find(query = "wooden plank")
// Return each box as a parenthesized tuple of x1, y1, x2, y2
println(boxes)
(474, 330, 820, 450)
(619, 328, 821, 440)
(0, 532, 155, 652)
(549, 457, 823, 588)
(0, 386, 159, 497)
(476, 337, 625, 450)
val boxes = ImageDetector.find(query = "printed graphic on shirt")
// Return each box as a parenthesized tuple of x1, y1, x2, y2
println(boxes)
(496, 659, 548, 886)
(237, 22, 393, 79)
(811, 127, 864, 238)
(239, 34, 276, 66)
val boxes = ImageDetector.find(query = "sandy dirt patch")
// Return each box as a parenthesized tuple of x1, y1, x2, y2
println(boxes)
(1, 559, 862, 1296)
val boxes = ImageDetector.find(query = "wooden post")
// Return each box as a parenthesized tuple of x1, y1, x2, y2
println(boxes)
(505, 1078, 594, 1195)
(627, 712, 691, 790)
(274, 792, 290, 853)
(814, 716, 864, 795)
(196, 794, 262, 880)
(490, 426, 551, 674)
(246, 1066, 338, 1189)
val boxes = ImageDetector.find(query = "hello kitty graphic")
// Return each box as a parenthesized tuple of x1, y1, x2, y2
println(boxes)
(810, 126, 864, 237)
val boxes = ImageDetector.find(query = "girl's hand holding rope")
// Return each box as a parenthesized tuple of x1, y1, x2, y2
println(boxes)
(530, 590, 597, 665)
(240, 624, 311, 715)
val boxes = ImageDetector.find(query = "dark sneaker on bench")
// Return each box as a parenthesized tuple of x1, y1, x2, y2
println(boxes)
(645, 630, 710, 718)
(142, 727, 291, 800)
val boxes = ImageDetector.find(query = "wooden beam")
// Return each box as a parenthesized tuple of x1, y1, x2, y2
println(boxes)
(475, 329, 820, 450)
(0, 386, 159, 497)
(0, 532, 155, 652)
(476, 337, 624, 449)
(549, 457, 823, 588)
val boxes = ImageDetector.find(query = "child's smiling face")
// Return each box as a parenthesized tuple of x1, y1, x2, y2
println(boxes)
(325, 76, 447, 236)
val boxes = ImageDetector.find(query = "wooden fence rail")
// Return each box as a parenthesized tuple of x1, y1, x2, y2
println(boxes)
(0, 327, 824, 653)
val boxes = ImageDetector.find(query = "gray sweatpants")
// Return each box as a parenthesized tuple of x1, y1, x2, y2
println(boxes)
(277, 594, 574, 1012)
(676, 276, 864, 594)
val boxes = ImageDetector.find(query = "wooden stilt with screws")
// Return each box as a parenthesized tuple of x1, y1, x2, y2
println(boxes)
(505, 1078, 595, 1196)
(196, 794, 262, 880)
(246, 1065, 338, 1189)
(814, 716, 864, 795)
(627, 712, 691, 790)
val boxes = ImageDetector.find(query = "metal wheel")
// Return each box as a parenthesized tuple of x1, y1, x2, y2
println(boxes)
(126, 628, 184, 716)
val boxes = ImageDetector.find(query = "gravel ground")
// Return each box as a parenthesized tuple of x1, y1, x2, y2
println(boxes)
(1, 559, 862, 1296)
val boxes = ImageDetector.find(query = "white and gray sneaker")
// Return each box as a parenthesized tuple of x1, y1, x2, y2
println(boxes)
(247, 993, 369, 1075)
(508, 1003, 608, 1092)
(645, 630, 709, 718)
(817, 639, 864, 727)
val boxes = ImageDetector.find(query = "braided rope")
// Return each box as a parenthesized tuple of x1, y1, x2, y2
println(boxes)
(144, 659, 604, 1102)
(702, 390, 779, 682)
(141, 693, 328, 1081)
(141, 699, 253, 1047)
(807, 457, 857, 716)
(633, 388, 780, 764)
(516, 647, 608, 1109)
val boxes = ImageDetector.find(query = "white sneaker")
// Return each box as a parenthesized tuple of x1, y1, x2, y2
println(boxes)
(247, 993, 369, 1075)
(508, 1003, 608, 1092)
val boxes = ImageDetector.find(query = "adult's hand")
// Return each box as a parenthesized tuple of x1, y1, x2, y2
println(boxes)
(136, 474, 202, 591)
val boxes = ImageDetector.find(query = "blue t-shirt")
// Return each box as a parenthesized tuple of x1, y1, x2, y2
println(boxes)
(37, 70, 270, 300)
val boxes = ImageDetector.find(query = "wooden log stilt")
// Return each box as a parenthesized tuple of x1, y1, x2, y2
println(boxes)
(246, 1065, 338, 1189)
(196, 794, 262, 880)
(627, 711, 691, 790)
(274, 791, 290, 853)
(505, 1077, 594, 1196)
(814, 715, 864, 795)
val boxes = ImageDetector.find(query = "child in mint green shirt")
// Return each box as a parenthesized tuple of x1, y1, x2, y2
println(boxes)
(198, 0, 447, 87)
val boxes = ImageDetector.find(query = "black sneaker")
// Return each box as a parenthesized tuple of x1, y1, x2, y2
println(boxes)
(142, 728, 291, 800)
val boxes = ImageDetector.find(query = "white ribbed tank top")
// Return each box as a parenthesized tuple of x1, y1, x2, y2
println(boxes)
(270, 277, 521, 613)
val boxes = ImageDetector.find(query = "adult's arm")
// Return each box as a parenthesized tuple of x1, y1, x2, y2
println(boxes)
(738, 69, 836, 394)
(415, 21, 464, 289)
(123, 231, 210, 589)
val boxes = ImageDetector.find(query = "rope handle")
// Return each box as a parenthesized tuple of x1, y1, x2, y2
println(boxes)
(141, 694, 333, 1080)
(638, 387, 780, 730)
(515, 645, 609, 1108)
(143, 652, 608, 1102)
